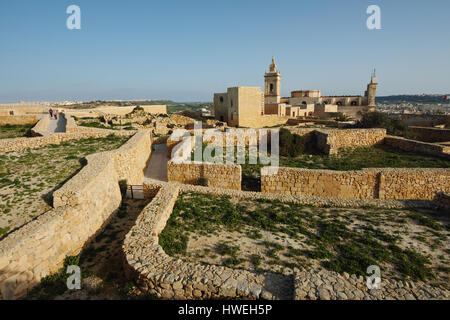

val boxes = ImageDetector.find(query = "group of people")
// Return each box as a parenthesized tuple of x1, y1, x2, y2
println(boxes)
(48, 108, 58, 120)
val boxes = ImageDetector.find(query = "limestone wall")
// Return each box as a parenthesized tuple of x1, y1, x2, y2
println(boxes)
(261, 167, 379, 199)
(315, 129, 386, 154)
(167, 160, 242, 190)
(0, 130, 152, 299)
(0, 130, 134, 153)
(0, 115, 39, 126)
(240, 115, 290, 128)
(378, 168, 450, 200)
(123, 183, 280, 300)
(407, 126, 450, 143)
(125, 181, 446, 300)
(261, 167, 450, 200)
(30, 115, 50, 137)
(384, 135, 450, 158)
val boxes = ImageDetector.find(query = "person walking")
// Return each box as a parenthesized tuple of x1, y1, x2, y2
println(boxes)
(49, 108, 53, 118)
(54, 110, 58, 120)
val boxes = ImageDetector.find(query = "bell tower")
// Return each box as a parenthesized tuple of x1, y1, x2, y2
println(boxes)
(365, 69, 378, 108)
(264, 57, 281, 104)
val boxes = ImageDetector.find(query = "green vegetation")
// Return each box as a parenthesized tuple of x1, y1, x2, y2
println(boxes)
(160, 192, 448, 284)
(356, 111, 408, 136)
(279, 128, 308, 157)
(278, 144, 450, 170)
(0, 134, 130, 237)
(0, 123, 35, 139)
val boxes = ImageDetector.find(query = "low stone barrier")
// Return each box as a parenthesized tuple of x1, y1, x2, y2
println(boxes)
(261, 167, 450, 200)
(407, 126, 450, 143)
(167, 161, 242, 190)
(0, 130, 152, 299)
(123, 183, 284, 300)
(125, 181, 448, 300)
(315, 129, 386, 155)
(30, 115, 50, 137)
(0, 115, 39, 126)
(384, 135, 450, 158)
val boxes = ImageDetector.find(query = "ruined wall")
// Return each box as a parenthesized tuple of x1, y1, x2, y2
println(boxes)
(0, 115, 39, 126)
(0, 131, 152, 299)
(261, 167, 450, 200)
(315, 129, 386, 154)
(123, 183, 280, 300)
(384, 136, 450, 158)
(124, 181, 446, 300)
(407, 126, 450, 143)
(167, 161, 242, 190)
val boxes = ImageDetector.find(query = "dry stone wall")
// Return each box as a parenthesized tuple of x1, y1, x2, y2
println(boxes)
(0, 130, 152, 299)
(0, 127, 134, 153)
(384, 135, 450, 158)
(125, 181, 448, 300)
(167, 161, 242, 190)
(315, 129, 386, 154)
(123, 183, 286, 300)
(0, 115, 39, 126)
(261, 167, 450, 200)
(407, 126, 450, 143)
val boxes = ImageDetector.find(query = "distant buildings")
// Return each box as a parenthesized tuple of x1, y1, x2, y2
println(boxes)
(213, 58, 377, 127)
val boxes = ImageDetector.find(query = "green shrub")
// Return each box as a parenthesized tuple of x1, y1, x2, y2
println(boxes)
(279, 128, 306, 157)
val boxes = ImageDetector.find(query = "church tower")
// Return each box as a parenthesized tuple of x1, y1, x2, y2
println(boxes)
(365, 69, 378, 108)
(265, 57, 281, 104)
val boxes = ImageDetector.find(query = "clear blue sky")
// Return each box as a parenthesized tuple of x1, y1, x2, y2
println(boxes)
(0, 0, 449, 103)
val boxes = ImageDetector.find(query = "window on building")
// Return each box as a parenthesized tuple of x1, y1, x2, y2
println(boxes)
(270, 83, 274, 92)
(351, 101, 357, 106)
(220, 96, 224, 103)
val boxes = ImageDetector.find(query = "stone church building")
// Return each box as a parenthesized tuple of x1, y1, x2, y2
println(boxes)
(213, 58, 378, 127)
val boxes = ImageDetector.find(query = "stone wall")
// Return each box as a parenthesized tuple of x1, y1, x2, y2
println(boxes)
(261, 167, 450, 200)
(315, 129, 386, 155)
(433, 192, 450, 212)
(407, 126, 450, 143)
(124, 181, 447, 300)
(0, 130, 152, 299)
(384, 135, 450, 158)
(30, 115, 50, 137)
(240, 115, 290, 128)
(0, 130, 134, 153)
(123, 183, 285, 300)
(166, 136, 242, 190)
(378, 168, 450, 200)
(167, 161, 242, 190)
(0, 115, 39, 126)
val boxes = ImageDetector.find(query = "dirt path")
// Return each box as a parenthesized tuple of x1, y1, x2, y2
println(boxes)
(47, 115, 66, 133)
(144, 143, 168, 182)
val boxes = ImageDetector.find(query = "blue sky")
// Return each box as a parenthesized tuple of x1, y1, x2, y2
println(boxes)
(0, 0, 449, 102)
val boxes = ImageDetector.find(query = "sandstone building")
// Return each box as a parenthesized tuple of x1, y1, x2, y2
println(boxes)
(213, 58, 378, 127)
